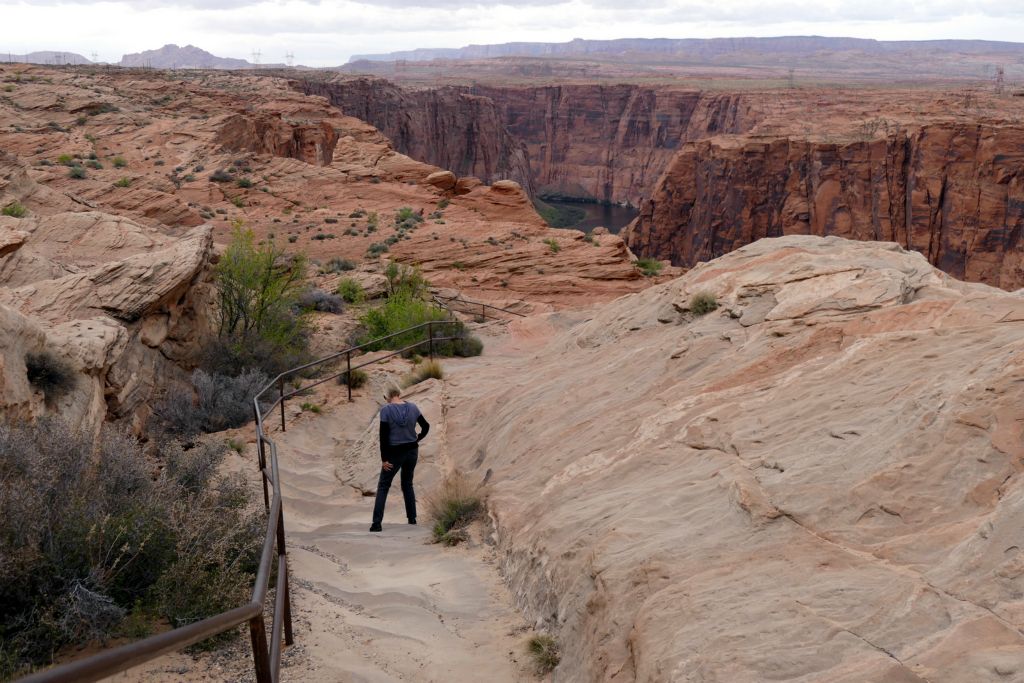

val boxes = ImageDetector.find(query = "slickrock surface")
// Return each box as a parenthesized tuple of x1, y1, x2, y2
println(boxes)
(441, 235, 1024, 681)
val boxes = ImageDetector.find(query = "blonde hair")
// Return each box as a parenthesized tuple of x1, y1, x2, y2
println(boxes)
(385, 385, 402, 400)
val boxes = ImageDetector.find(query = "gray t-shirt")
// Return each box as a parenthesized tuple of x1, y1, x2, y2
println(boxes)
(380, 402, 422, 445)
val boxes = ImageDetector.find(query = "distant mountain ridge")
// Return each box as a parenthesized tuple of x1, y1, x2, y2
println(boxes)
(3, 51, 92, 65)
(349, 35, 1024, 63)
(119, 44, 274, 69)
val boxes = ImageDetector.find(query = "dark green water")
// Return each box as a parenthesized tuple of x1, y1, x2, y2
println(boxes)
(542, 199, 638, 234)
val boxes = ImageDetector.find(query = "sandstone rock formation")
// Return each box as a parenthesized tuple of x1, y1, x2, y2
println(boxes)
(298, 77, 534, 192)
(626, 123, 1024, 289)
(447, 235, 1024, 681)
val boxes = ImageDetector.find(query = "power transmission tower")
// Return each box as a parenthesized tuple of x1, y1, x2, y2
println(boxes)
(90, 51, 98, 64)
(285, 51, 294, 68)
(788, 67, 795, 89)
(251, 49, 261, 68)
(995, 66, 1005, 95)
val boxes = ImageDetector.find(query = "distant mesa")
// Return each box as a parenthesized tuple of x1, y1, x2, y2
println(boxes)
(118, 44, 285, 70)
(348, 35, 1024, 63)
(3, 51, 92, 65)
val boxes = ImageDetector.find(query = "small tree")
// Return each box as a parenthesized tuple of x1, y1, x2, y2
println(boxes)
(214, 224, 309, 372)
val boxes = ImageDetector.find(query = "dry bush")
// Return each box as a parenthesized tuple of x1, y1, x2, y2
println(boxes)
(154, 369, 268, 438)
(425, 472, 483, 545)
(0, 420, 261, 677)
(689, 292, 718, 316)
(403, 359, 444, 387)
(527, 634, 560, 674)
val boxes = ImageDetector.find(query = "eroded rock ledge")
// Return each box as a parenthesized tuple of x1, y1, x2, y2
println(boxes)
(448, 235, 1024, 681)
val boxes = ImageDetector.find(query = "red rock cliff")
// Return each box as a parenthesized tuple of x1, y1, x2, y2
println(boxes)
(625, 124, 1024, 289)
(297, 77, 533, 191)
(473, 84, 754, 205)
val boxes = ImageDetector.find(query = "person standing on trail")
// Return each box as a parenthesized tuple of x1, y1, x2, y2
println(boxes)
(370, 386, 430, 532)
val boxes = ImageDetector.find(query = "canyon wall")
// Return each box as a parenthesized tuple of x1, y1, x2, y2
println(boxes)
(473, 84, 754, 205)
(297, 77, 534, 192)
(626, 124, 1024, 289)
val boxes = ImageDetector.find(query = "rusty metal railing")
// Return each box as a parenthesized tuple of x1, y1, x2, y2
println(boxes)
(20, 318, 469, 683)
(431, 293, 526, 320)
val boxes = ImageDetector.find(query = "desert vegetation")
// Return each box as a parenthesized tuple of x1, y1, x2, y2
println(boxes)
(635, 257, 663, 277)
(526, 634, 560, 674)
(0, 420, 261, 679)
(426, 472, 482, 546)
(689, 291, 719, 316)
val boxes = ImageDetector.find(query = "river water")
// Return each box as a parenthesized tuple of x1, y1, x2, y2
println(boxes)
(544, 199, 639, 234)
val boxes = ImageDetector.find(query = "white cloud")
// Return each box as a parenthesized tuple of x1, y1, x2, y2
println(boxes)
(0, 0, 1021, 66)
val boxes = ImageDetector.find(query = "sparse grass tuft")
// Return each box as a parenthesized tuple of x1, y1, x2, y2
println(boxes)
(543, 237, 561, 253)
(1, 201, 26, 218)
(338, 368, 368, 389)
(426, 473, 482, 545)
(300, 402, 322, 414)
(527, 634, 560, 674)
(689, 291, 719, 316)
(636, 257, 663, 277)
(67, 165, 86, 179)
(113, 177, 132, 188)
(111, 156, 127, 168)
(403, 359, 443, 387)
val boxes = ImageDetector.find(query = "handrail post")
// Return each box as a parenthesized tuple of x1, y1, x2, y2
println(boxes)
(249, 615, 272, 683)
(279, 378, 286, 433)
(428, 321, 434, 360)
(277, 504, 294, 645)
(346, 350, 352, 402)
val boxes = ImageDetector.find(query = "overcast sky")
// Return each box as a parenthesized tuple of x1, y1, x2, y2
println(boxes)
(2, 0, 1023, 66)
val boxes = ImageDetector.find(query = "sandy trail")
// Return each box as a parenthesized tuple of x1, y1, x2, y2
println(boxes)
(117, 345, 534, 682)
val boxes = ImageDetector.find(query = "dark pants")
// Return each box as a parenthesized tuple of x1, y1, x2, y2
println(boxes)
(371, 443, 418, 525)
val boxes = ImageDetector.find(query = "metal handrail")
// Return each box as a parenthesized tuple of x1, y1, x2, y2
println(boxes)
(20, 317, 474, 683)
(432, 293, 526, 319)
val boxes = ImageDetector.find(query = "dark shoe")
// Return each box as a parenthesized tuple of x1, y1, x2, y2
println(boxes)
(369, 524, 382, 532)
(408, 519, 417, 525)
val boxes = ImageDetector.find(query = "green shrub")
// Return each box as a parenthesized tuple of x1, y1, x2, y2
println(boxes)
(338, 368, 368, 389)
(366, 242, 388, 257)
(636, 257, 663, 277)
(25, 351, 75, 401)
(358, 289, 449, 351)
(527, 634, 560, 674)
(67, 165, 87, 179)
(336, 277, 365, 304)
(426, 473, 481, 545)
(298, 289, 344, 314)
(543, 237, 561, 253)
(1, 201, 26, 218)
(403, 359, 443, 387)
(211, 225, 311, 376)
(114, 177, 132, 188)
(689, 292, 719, 316)
(287, 235, 298, 243)
(299, 402, 322, 414)
(395, 206, 423, 225)
(236, 177, 253, 188)
(85, 160, 102, 170)
(210, 169, 232, 182)
(231, 196, 245, 208)
(56, 154, 74, 165)
(111, 156, 127, 168)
